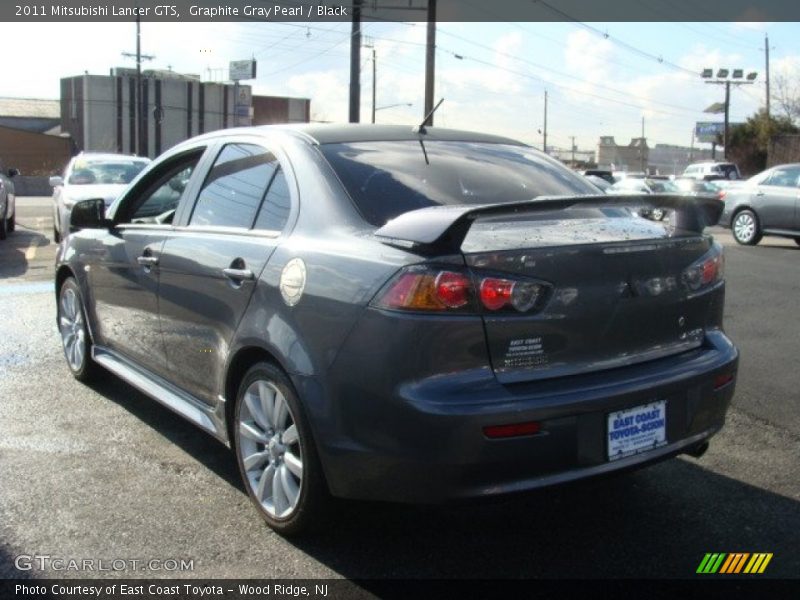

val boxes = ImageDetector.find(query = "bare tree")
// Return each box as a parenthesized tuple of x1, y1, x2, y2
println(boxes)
(773, 70, 800, 125)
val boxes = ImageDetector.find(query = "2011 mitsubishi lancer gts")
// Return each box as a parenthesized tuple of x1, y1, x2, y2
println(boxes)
(55, 124, 738, 534)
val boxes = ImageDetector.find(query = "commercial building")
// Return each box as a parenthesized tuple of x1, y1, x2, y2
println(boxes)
(596, 136, 649, 173)
(60, 72, 310, 158)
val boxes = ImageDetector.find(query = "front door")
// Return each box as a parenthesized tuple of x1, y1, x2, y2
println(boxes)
(90, 149, 207, 378)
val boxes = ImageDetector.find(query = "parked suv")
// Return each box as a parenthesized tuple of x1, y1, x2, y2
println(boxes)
(0, 167, 20, 240)
(56, 124, 738, 534)
(682, 161, 741, 181)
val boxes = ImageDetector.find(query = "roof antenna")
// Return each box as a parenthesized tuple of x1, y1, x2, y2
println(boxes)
(414, 98, 444, 134)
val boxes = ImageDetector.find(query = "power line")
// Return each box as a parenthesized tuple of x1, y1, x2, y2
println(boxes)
(536, 1, 700, 77)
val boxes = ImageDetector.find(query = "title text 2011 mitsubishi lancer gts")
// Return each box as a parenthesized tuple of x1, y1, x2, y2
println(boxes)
(56, 124, 738, 534)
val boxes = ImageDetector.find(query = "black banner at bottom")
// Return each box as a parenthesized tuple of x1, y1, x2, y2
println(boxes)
(3, 578, 799, 600)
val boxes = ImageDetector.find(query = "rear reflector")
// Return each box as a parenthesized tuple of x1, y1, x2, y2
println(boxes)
(713, 373, 734, 390)
(483, 421, 542, 439)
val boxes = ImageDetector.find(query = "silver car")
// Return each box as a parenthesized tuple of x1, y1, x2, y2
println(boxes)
(718, 163, 800, 246)
(50, 153, 150, 242)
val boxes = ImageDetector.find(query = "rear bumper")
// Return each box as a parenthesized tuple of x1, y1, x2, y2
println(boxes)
(310, 328, 738, 503)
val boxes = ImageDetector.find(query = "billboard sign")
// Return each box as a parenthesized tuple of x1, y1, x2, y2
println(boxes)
(229, 59, 256, 81)
(695, 122, 724, 144)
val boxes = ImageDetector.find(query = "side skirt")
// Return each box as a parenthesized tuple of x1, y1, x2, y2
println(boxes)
(91, 346, 230, 447)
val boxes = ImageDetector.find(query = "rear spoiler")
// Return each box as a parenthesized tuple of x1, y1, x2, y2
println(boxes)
(374, 194, 723, 254)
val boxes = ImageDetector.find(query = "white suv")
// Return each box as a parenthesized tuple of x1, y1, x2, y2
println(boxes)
(682, 162, 741, 181)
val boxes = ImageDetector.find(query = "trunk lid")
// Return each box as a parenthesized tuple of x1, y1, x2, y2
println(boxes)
(462, 209, 713, 383)
(375, 196, 724, 384)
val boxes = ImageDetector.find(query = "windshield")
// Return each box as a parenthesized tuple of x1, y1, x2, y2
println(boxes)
(320, 141, 597, 226)
(69, 160, 149, 185)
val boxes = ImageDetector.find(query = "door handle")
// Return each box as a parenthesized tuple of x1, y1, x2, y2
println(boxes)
(222, 268, 254, 281)
(756, 191, 765, 196)
(137, 256, 159, 266)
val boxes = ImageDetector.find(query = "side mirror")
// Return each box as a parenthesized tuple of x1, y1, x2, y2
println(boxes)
(7, 168, 19, 178)
(49, 175, 64, 187)
(70, 198, 108, 231)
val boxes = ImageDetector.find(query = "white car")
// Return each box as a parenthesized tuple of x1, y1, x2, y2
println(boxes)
(0, 168, 19, 241)
(51, 153, 150, 242)
(682, 161, 741, 182)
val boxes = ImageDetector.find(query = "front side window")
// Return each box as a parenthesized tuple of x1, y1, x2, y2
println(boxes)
(190, 144, 279, 229)
(116, 150, 203, 225)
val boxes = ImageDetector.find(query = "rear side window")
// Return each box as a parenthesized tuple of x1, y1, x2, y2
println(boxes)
(190, 143, 278, 229)
(253, 168, 291, 231)
(320, 140, 596, 226)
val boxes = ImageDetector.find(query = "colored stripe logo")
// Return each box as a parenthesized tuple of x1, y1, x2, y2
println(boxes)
(697, 553, 773, 574)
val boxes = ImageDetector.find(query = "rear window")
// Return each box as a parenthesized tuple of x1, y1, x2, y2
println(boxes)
(319, 141, 597, 226)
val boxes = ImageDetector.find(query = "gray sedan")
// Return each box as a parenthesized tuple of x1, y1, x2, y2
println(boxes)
(55, 124, 738, 534)
(718, 163, 800, 245)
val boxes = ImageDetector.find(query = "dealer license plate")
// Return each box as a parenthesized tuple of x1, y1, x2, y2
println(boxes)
(607, 400, 667, 461)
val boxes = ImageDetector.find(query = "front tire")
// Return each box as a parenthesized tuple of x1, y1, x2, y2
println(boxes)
(0, 207, 6, 240)
(7, 213, 14, 233)
(794, 238, 800, 247)
(58, 278, 100, 382)
(732, 209, 762, 245)
(233, 362, 329, 535)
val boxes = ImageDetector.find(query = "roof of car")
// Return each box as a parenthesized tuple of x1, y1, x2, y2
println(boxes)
(73, 152, 150, 162)
(254, 123, 528, 146)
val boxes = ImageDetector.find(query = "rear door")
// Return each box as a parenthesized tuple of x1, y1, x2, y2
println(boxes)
(157, 140, 295, 405)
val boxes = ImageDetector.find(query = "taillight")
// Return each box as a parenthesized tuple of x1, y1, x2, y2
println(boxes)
(718, 189, 727, 200)
(372, 266, 550, 314)
(479, 278, 547, 312)
(373, 267, 473, 312)
(682, 242, 724, 292)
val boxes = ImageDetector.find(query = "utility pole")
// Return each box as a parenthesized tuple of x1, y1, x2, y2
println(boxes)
(122, 12, 154, 156)
(349, 0, 362, 123)
(543, 90, 548, 153)
(371, 46, 376, 124)
(641, 115, 645, 172)
(765, 34, 771, 119)
(423, 0, 436, 126)
(570, 135, 576, 165)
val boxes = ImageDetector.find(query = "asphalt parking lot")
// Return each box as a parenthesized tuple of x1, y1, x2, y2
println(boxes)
(1, 197, 798, 580)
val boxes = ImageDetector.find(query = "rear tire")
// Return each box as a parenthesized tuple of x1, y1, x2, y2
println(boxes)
(732, 209, 762, 246)
(794, 238, 800, 247)
(7, 214, 14, 233)
(53, 225, 61, 243)
(58, 278, 101, 382)
(233, 362, 330, 535)
(0, 209, 7, 240)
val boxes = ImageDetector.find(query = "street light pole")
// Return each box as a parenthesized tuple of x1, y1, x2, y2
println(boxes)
(724, 80, 730, 159)
(701, 68, 757, 161)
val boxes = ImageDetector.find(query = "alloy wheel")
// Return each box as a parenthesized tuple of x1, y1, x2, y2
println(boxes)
(237, 379, 304, 520)
(733, 211, 759, 245)
(59, 287, 86, 371)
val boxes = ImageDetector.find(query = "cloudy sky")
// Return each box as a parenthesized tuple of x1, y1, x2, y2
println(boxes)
(2, 19, 799, 153)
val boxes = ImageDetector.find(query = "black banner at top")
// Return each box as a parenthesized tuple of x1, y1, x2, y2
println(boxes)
(3, 0, 800, 22)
